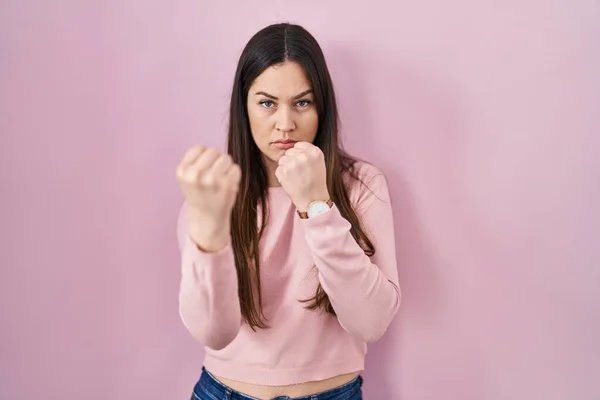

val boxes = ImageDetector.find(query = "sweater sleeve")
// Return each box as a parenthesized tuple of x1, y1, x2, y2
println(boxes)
(176, 204, 241, 350)
(299, 171, 401, 343)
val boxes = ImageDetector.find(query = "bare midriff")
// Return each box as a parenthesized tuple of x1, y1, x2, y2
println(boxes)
(213, 372, 359, 399)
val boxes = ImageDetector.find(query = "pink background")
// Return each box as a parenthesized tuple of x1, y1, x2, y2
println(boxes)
(1, 1, 599, 399)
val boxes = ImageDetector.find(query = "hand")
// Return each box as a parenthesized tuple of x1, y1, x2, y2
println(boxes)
(176, 146, 241, 251)
(275, 141, 329, 211)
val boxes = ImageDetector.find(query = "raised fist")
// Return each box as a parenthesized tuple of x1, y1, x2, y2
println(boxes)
(176, 146, 241, 251)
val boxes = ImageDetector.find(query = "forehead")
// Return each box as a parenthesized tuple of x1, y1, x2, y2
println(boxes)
(250, 61, 312, 95)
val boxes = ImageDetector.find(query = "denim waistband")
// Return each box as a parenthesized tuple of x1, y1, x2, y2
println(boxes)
(195, 366, 363, 400)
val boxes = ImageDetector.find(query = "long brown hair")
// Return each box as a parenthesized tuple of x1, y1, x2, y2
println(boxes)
(227, 23, 375, 330)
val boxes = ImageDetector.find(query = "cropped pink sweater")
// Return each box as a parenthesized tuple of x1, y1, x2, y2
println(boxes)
(176, 161, 401, 386)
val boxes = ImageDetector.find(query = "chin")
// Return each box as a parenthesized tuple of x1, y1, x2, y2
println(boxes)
(261, 151, 282, 166)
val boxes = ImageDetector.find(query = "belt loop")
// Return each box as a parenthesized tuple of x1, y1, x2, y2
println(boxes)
(310, 395, 318, 400)
(224, 388, 232, 400)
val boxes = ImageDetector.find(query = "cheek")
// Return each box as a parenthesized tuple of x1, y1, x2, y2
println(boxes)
(299, 111, 319, 141)
(248, 108, 271, 144)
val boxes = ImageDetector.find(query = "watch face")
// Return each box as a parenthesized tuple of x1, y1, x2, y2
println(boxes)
(307, 200, 330, 218)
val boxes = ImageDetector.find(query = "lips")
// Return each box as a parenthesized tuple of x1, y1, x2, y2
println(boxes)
(273, 139, 297, 150)
(274, 139, 297, 144)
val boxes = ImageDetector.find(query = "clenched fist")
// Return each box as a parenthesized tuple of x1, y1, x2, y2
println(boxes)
(275, 141, 329, 211)
(176, 146, 241, 251)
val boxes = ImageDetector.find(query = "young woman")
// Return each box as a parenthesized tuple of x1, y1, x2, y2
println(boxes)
(176, 22, 401, 400)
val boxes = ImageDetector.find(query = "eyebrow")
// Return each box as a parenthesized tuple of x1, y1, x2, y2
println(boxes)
(254, 89, 313, 100)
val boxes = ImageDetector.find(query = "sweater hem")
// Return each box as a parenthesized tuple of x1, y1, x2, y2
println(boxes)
(202, 356, 365, 387)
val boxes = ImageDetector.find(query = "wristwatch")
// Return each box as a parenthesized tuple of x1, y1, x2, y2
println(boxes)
(297, 199, 333, 219)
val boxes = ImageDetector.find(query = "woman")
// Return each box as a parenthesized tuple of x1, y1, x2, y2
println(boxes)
(176, 22, 400, 400)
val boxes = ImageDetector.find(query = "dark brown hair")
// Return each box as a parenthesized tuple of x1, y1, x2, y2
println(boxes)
(227, 23, 374, 330)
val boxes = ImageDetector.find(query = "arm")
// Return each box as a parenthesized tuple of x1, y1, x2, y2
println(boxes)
(176, 204, 241, 350)
(300, 172, 401, 343)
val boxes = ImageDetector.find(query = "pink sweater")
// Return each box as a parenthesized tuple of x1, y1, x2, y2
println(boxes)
(176, 161, 401, 386)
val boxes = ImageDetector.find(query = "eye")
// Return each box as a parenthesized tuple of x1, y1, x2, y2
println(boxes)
(296, 100, 312, 108)
(260, 100, 275, 108)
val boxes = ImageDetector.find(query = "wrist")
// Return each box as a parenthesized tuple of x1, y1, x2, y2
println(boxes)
(296, 198, 333, 220)
(187, 209, 231, 252)
(295, 190, 330, 212)
(189, 228, 231, 253)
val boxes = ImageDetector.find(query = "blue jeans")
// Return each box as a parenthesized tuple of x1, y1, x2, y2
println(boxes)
(191, 367, 363, 400)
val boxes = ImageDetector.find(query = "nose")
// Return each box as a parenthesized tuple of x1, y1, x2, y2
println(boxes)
(275, 107, 296, 132)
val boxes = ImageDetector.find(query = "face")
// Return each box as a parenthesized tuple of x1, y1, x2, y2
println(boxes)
(247, 61, 318, 170)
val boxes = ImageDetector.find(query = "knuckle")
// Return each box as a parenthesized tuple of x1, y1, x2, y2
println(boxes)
(175, 166, 184, 180)
(206, 148, 220, 156)
(221, 155, 233, 168)
(201, 174, 215, 187)
(184, 145, 203, 160)
(183, 170, 198, 184)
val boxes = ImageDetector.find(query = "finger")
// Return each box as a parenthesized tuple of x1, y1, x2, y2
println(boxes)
(194, 148, 221, 170)
(291, 141, 314, 150)
(181, 145, 205, 164)
(188, 148, 222, 177)
(208, 153, 234, 177)
(293, 142, 322, 158)
(176, 146, 205, 175)
(284, 149, 309, 164)
(278, 154, 293, 166)
(283, 148, 307, 157)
